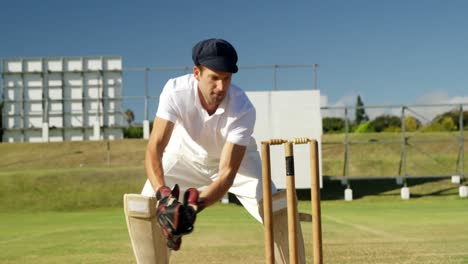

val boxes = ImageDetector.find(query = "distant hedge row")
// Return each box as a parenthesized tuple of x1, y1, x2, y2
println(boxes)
(122, 110, 467, 139)
(323, 110, 468, 134)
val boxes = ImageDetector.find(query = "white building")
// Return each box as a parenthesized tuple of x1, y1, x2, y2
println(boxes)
(1, 57, 124, 142)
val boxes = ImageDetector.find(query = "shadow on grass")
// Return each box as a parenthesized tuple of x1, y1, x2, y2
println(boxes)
(211, 177, 459, 205)
(294, 176, 457, 201)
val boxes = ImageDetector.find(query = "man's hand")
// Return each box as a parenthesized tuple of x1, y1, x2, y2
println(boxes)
(156, 185, 200, 251)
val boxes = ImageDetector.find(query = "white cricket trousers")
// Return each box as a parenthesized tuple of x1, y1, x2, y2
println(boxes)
(141, 150, 275, 223)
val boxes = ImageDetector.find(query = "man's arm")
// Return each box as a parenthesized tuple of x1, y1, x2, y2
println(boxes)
(198, 142, 246, 210)
(145, 116, 175, 192)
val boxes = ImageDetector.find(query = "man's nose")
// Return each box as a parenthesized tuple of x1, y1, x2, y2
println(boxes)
(216, 80, 227, 92)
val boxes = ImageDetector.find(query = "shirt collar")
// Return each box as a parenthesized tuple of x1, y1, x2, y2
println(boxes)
(215, 93, 228, 115)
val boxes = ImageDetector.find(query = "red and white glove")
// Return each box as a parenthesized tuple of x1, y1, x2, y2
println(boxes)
(155, 185, 201, 251)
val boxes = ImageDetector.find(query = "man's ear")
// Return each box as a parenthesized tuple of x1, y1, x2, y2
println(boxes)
(193, 66, 201, 81)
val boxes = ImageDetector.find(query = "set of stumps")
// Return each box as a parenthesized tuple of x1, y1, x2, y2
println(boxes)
(261, 138, 323, 264)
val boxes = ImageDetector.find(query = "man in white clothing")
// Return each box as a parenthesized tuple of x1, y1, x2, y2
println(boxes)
(142, 38, 265, 218)
(128, 38, 303, 263)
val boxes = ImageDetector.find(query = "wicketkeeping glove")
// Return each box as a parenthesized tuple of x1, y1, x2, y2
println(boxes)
(156, 184, 183, 250)
(180, 188, 200, 233)
(155, 185, 200, 251)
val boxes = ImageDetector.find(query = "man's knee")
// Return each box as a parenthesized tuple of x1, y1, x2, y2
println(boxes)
(259, 190, 306, 264)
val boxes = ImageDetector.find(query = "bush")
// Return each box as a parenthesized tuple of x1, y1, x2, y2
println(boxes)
(423, 116, 457, 132)
(440, 117, 457, 131)
(370, 115, 401, 132)
(322, 117, 346, 133)
(432, 109, 468, 130)
(123, 126, 143, 138)
(404, 116, 421, 132)
(354, 121, 374, 133)
(123, 121, 154, 138)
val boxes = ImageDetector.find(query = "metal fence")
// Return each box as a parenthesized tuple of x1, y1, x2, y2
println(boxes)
(1, 60, 467, 183)
(321, 103, 467, 183)
(120, 64, 319, 124)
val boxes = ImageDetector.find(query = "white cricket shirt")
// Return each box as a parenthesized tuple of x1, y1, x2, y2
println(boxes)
(156, 74, 257, 163)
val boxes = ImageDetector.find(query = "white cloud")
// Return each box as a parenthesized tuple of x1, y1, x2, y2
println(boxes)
(446, 95, 468, 104)
(321, 95, 356, 118)
(411, 90, 468, 122)
(322, 94, 401, 120)
(415, 91, 450, 104)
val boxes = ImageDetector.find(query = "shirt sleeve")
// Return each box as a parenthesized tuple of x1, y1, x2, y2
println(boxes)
(156, 79, 178, 122)
(226, 106, 256, 146)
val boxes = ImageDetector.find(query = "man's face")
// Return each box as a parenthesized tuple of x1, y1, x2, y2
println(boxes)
(194, 66, 232, 110)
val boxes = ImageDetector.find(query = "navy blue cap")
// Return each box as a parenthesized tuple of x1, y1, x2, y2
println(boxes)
(192, 38, 238, 73)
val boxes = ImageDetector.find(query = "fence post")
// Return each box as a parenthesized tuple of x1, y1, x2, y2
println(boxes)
(343, 107, 353, 200)
(343, 107, 349, 178)
(142, 68, 151, 140)
(107, 140, 111, 166)
(144, 67, 149, 121)
(400, 106, 407, 184)
(459, 105, 465, 184)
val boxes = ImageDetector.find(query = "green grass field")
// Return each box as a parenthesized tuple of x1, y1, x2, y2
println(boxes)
(1, 133, 466, 177)
(0, 135, 467, 263)
(1, 199, 467, 263)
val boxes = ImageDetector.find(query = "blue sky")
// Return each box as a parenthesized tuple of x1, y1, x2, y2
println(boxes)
(1, 0, 468, 120)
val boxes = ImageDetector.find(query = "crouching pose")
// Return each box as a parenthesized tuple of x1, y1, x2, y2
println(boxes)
(124, 38, 305, 264)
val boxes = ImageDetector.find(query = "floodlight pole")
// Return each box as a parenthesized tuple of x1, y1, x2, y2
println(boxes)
(313, 64, 319, 90)
(144, 67, 149, 121)
(273, 64, 278, 91)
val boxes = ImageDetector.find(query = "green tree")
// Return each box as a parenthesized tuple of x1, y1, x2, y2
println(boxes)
(440, 116, 457, 131)
(423, 116, 457, 132)
(125, 109, 135, 128)
(433, 109, 468, 130)
(404, 115, 421, 132)
(355, 95, 369, 125)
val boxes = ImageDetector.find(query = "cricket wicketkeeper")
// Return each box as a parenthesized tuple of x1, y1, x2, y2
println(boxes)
(124, 38, 305, 264)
